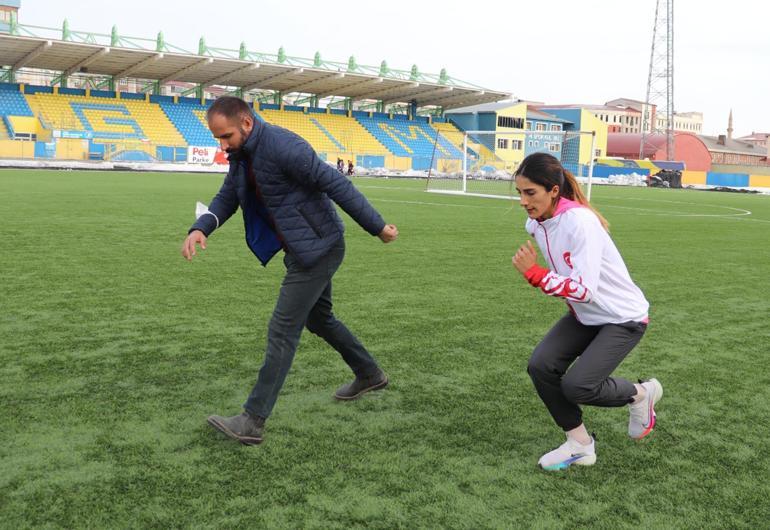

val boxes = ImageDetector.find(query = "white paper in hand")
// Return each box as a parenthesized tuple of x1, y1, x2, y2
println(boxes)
(195, 201, 210, 220)
(194, 201, 220, 228)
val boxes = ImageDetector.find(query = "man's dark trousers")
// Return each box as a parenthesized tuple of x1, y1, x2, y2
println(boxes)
(244, 239, 380, 418)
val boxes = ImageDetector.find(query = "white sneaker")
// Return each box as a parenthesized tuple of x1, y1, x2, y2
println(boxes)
(538, 436, 596, 471)
(628, 378, 663, 439)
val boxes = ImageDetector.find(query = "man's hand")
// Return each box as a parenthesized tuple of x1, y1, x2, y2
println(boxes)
(378, 224, 399, 243)
(512, 240, 538, 274)
(181, 230, 207, 261)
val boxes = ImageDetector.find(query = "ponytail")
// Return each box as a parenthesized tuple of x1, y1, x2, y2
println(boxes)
(560, 168, 609, 231)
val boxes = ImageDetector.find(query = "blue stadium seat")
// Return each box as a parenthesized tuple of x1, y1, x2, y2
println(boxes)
(157, 100, 218, 147)
(355, 116, 462, 160)
(0, 86, 34, 117)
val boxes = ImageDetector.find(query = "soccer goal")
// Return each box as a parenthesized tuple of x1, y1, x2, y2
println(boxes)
(426, 129, 597, 200)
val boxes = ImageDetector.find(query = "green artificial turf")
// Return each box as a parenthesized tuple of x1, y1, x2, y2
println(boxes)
(1, 169, 769, 528)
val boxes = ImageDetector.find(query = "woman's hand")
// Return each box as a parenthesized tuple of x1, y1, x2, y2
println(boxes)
(512, 240, 538, 274)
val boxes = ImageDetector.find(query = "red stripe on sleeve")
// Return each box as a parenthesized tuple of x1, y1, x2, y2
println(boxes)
(524, 264, 549, 287)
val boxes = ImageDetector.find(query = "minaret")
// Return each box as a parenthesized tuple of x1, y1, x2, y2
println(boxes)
(727, 109, 734, 140)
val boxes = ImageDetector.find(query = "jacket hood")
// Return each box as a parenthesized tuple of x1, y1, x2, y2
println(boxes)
(535, 197, 583, 226)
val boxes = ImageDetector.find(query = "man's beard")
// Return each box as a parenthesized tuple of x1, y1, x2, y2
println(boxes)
(225, 126, 249, 154)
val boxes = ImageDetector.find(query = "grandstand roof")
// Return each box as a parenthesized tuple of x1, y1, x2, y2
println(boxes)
(0, 32, 510, 109)
(444, 100, 521, 114)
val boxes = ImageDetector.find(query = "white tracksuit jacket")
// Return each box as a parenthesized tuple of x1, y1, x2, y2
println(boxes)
(524, 198, 649, 326)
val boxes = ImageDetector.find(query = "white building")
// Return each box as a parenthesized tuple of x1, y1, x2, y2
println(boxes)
(656, 111, 703, 134)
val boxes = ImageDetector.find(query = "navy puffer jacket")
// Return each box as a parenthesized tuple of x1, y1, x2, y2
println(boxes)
(189, 120, 386, 268)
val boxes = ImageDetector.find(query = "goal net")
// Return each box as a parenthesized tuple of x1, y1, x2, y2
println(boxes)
(426, 129, 597, 200)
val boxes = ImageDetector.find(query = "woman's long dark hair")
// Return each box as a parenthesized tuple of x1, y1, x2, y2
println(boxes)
(514, 152, 608, 230)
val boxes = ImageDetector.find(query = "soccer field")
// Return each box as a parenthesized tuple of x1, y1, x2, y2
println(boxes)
(1, 169, 769, 528)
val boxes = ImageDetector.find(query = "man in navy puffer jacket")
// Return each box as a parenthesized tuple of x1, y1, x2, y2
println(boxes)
(181, 96, 398, 445)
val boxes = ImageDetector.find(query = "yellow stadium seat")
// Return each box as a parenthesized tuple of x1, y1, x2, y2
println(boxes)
(257, 109, 388, 158)
(25, 93, 185, 147)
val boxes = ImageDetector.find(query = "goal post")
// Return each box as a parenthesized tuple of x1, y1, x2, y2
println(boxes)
(426, 129, 597, 200)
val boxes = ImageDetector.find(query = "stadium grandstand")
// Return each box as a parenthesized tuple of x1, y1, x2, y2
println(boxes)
(0, 13, 514, 170)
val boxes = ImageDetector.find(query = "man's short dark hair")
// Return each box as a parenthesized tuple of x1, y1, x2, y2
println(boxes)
(207, 96, 253, 121)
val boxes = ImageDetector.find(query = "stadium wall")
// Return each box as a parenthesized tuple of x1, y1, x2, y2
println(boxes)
(0, 139, 35, 157)
(711, 163, 770, 176)
(749, 174, 770, 187)
(592, 165, 650, 178)
(674, 170, 770, 189)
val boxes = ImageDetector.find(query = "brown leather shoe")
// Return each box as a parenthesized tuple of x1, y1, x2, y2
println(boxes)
(334, 369, 388, 400)
(207, 412, 265, 445)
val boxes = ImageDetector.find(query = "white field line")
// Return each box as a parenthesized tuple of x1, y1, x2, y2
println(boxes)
(599, 203, 752, 218)
(356, 185, 427, 192)
(360, 186, 770, 223)
(368, 198, 504, 209)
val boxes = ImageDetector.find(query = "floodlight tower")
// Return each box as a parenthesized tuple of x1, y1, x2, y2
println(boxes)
(639, 0, 674, 160)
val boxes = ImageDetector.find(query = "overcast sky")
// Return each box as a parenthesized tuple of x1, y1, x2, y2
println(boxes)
(24, 0, 769, 136)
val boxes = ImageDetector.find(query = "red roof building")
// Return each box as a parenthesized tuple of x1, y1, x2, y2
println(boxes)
(606, 133, 712, 171)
